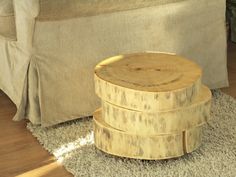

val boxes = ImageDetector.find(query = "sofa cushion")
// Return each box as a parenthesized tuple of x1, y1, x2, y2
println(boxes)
(37, 0, 185, 21)
(0, 0, 16, 40)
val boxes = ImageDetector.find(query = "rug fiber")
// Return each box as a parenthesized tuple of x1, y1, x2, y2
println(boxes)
(27, 90, 236, 177)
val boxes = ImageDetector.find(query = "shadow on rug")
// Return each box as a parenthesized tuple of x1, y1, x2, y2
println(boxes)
(27, 90, 236, 177)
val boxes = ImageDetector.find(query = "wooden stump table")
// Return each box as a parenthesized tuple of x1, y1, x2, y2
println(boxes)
(93, 52, 212, 160)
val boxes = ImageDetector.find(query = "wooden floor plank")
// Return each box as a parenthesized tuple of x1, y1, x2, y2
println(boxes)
(0, 92, 72, 177)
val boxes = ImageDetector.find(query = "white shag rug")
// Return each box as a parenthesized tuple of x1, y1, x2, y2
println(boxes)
(27, 90, 236, 177)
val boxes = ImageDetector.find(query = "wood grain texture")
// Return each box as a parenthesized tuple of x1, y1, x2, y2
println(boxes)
(185, 126, 202, 153)
(94, 110, 202, 160)
(102, 86, 211, 135)
(0, 91, 72, 177)
(95, 53, 202, 111)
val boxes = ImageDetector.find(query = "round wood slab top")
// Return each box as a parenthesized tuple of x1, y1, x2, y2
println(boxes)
(95, 53, 202, 92)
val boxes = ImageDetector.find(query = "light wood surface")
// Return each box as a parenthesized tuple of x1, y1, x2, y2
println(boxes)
(95, 53, 202, 112)
(185, 126, 202, 153)
(0, 42, 235, 176)
(0, 91, 72, 177)
(95, 52, 211, 159)
(102, 86, 211, 135)
(94, 110, 202, 160)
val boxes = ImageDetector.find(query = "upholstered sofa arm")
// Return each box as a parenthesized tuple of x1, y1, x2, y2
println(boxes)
(13, 0, 40, 48)
(37, 0, 185, 21)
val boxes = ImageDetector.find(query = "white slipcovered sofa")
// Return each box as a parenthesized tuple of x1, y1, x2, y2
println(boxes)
(0, 0, 228, 126)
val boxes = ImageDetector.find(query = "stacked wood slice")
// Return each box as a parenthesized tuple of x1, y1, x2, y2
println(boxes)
(93, 53, 212, 160)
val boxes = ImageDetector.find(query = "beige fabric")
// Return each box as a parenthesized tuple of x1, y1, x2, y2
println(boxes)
(0, 0, 39, 122)
(0, 0, 13, 16)
(0, 0, 16, 39)
(37, 0, 185, 21)
(0, 15, 16, 40)
(0, 0, 228, 127)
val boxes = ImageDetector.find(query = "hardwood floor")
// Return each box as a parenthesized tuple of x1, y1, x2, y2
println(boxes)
(0, 92, 72, 177)
(0, 42, 235, 177)
(221, 42, 236, 98)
